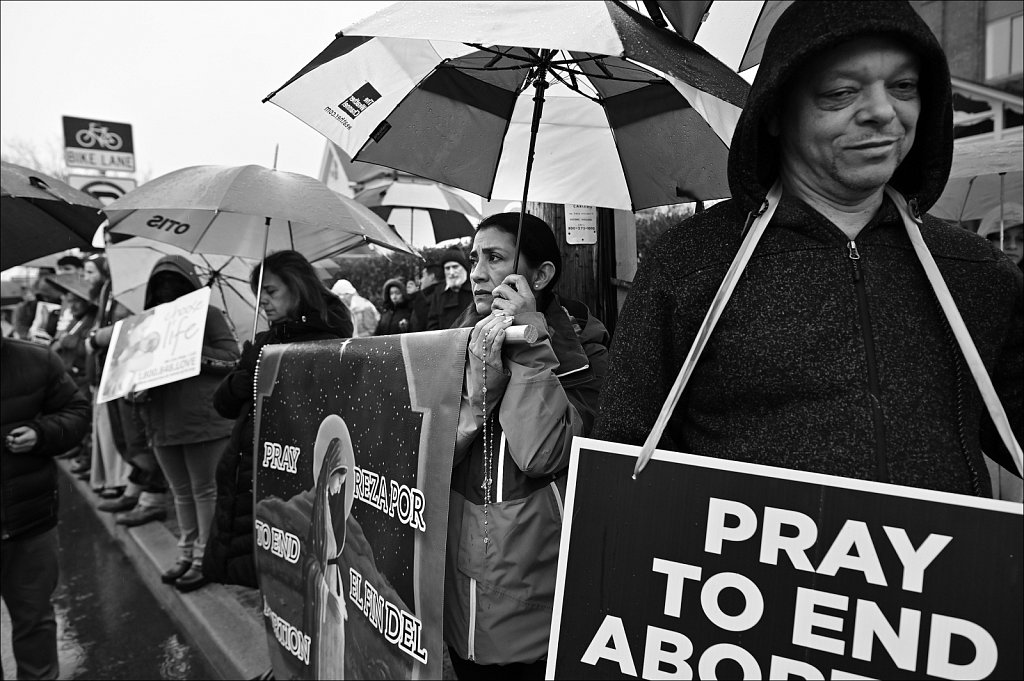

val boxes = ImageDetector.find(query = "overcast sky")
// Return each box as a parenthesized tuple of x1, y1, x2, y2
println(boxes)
(1, 1, 761, 184)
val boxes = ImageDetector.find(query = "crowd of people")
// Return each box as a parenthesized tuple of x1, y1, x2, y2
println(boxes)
(2, 2, 1023, 680)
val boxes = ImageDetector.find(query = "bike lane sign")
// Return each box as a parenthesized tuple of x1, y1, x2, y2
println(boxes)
(63, 115, 135, 172)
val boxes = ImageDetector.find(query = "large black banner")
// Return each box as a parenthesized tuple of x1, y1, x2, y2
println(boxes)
(549, 438, 1023, 680)
(254, 330, 470, 679)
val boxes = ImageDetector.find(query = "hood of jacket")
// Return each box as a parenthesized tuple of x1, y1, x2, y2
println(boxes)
(380, 277, 409, 312)
(727, 0, 953, 213)
(144, 255, 201, 309)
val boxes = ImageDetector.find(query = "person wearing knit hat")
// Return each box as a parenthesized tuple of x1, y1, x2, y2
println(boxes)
(331, 279, 379, 338)
(597, 0, 1022, 496)
(425, 247, 473, 330)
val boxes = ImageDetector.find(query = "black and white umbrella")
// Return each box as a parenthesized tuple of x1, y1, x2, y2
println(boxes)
(355, 180, 481, 247)
(265, 1, 749, 262)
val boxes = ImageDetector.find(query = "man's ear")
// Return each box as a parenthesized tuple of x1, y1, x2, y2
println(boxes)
(533, 261, 556, 290)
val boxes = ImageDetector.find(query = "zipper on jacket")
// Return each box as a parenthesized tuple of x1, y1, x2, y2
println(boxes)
(468, 578, 478, 660)
(848, 241, 889, 483)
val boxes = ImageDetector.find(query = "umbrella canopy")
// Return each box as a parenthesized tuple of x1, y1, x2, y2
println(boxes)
(106, 239, 266, 340)
(356, 181, 480, 247)
(930, 138, 1024, 222)
(1, 161, 104, 270)
(44, 272, 93, 303)
(103, 164, 418, 262)
(264, 0, 749, 213)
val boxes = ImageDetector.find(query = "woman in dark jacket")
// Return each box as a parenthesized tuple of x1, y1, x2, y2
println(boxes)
(203, 250, 353, 588)
(374, 277, 413, 336)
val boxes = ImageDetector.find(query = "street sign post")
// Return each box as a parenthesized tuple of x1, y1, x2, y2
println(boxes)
(67, 174, 137, 206)
(63, 116, 135, 172)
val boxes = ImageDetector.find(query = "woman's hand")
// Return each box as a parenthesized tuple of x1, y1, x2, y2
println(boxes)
(469, 312, 515, 369)
(489, 274, 537, 320)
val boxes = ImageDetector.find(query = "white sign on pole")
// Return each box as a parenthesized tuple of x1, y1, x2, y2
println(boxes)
(565, 204, 598, 245)
(67, 174, 137, 206)
(96, 287, 211, 404)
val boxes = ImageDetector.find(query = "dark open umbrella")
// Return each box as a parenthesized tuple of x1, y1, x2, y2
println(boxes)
(1, 162, 104, 270)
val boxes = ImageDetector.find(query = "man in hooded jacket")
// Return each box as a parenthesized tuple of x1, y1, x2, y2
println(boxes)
(596, 0, 1023, 496)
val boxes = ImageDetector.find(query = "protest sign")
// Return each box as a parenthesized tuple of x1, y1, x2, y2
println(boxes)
(96, 287, 211, 404)
(253, 330, 470, 680)
(548, 438, 1023, 680)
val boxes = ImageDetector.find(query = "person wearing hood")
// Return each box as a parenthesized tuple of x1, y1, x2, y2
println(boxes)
(443, 213, 609, 677)
(331, 278, 379, 337)
(426, 248, 474, 331)
(596, 0, 1022, 497)
(134, 255, 240, 592)
(204, 250, 353, 589)
(375, 277, 414, 336)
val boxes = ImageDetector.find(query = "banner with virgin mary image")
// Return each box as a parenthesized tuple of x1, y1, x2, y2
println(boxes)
(253, 329, 471, 680)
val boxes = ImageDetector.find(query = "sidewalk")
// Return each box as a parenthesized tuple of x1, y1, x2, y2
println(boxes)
(58, 458, 270, 680)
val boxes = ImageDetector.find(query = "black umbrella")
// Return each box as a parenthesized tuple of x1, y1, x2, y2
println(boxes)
(1, 162, 103, 270)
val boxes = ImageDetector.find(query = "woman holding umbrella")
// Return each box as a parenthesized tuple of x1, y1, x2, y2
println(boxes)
(444, 213, 609, 678)
(204, 250, 353, 588)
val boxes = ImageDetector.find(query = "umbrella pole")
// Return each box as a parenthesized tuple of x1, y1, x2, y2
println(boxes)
(251, 217, 271, 342)
(999, 173, 1005, 251)
(513, 64, 551, 274)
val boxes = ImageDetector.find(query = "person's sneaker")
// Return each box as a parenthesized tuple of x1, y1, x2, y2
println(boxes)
(115, 504, 166, 527)
(97, 495, 138, 513)
(161, 558, 193, 585)
(174, 564, 207, 593)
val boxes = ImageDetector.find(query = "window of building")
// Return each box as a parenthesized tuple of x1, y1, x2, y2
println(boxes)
(986, 12, 1024, 80)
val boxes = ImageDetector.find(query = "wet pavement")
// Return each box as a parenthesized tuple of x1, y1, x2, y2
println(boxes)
(1, 473, 216, 680)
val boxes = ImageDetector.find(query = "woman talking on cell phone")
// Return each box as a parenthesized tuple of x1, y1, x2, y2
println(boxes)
(443, 213, 610, 680)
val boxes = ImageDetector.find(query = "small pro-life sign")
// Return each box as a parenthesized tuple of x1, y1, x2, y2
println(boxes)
(547, 438, 1022, 680)
(96, 287, 211, 404)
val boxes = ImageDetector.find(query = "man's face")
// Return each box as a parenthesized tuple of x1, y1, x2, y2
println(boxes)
(420, 269, 438, 289)
(444, 262, 467, 289)
(776, 36, 920, 203)
(58, 264, 82, 276)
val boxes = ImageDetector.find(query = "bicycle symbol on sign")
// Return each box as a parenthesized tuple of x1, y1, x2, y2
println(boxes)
(74, 122, 123, 151)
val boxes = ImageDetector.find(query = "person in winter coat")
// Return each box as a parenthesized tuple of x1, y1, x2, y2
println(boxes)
(595, 0, 1023, 496)
(375, 277, 414, 336)
(444, 212, 609, 678)
(45, 273, 97, 397)
(409, 263, 442, 332)
(2, 337, 90, 680)
(426, 249, 474, 331)
(133, 256, 240, 592)
(331, 279, 379, 337)
(82, 254, 132, 496)
(204, 250, 353, 588)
